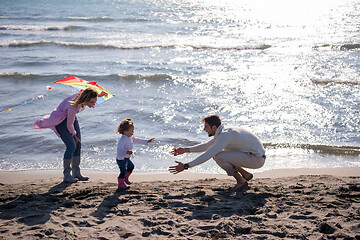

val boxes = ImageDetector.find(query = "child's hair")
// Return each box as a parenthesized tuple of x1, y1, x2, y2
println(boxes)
(70, 88, 98, 106)
(117, 118, 134, 134)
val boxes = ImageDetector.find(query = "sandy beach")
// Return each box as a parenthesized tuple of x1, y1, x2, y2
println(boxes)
(1, 0, 360, 239)
(0, 168, 359, 239)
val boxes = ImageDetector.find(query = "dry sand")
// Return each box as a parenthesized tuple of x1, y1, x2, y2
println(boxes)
(0, 168, 359, 239)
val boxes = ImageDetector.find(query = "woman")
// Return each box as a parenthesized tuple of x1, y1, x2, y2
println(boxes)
(34, 88, 104, 183)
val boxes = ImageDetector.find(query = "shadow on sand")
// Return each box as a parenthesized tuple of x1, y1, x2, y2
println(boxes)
(0, 182, 73, 225)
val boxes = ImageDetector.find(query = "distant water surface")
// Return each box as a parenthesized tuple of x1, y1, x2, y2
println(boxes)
(0, 0, 359, 173)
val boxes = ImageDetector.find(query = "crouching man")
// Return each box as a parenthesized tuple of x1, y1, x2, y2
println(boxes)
(169, 114, 266, 192)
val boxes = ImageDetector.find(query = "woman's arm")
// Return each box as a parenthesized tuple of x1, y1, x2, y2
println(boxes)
(66, 108, 82, 145)
(66, 108, 78, 136)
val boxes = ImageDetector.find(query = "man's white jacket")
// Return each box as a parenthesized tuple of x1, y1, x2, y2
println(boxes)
(187, 125, 265, 168)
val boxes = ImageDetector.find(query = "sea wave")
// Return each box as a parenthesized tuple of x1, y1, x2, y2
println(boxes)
(66, 16, 115, 22)
(264, 143, 360, 156)
(67, 17, 152, 22)
(0, 16, 39, 20)
(0, 72, 173, 82)
(0, 15, 152, 23)
(311, 78, 360, 85)
(122, 17, 152, 22)
(0, 15, 114, 22)
(340, 44, 360, 50)
(0, 40, 271, 51)
(192, 44, 271, 50)
(313, 43, 360, 51)
(0, 72, 37, 79)
(0, 72, 66, 84)
(116, 74, 172, 81)
(0, 25, 85, 31)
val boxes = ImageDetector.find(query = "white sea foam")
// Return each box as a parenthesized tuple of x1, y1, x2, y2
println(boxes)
(0, 25, 84, 31)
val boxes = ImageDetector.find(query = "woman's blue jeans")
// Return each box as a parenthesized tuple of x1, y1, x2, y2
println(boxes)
(55, 117, 81, 159)
(117, 158, 134, 178)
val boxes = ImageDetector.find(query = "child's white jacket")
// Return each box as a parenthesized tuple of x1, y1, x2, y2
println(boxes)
(117, 135, 148, 160)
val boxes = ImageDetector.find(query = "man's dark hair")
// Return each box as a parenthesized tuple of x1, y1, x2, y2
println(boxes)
(201, 114, 221, 128)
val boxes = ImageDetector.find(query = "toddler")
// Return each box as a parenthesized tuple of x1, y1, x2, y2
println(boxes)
(116, 118, 154, 189)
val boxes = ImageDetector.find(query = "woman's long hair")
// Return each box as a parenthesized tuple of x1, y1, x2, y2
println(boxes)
(70, 88, 98, 106)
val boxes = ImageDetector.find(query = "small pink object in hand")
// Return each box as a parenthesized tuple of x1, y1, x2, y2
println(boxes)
(173, 147, 178, 156)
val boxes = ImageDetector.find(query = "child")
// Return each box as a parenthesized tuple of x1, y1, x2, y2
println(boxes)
(116, 118, 154, 189)
(33, 88, 106, 183)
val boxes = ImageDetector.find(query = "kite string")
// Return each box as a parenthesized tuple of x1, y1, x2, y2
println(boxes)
(0, 84, 55, 113)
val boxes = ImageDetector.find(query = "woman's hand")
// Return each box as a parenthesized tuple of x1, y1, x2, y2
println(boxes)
(98, 91, 108, 97)
(147, 138, 155, 143)
(126, 150, 133, 155)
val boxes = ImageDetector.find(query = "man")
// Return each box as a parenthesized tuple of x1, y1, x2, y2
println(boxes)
(169, 114, 266, 191)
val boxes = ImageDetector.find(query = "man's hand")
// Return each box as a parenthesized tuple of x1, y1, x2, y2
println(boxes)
(171, 147, 187, 156)
(169, 161, 185, 174)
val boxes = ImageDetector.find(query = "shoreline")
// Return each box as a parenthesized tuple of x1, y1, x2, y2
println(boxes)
(0, 167, 358, 184)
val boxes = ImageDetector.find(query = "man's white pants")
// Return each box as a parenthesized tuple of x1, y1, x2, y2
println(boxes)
(213, 151, 265, 176)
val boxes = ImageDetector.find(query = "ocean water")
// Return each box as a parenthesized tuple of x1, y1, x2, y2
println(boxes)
(0, 0, 359, 174)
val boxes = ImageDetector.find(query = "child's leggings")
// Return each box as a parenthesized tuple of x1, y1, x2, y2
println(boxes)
(116, 158, 134, 178)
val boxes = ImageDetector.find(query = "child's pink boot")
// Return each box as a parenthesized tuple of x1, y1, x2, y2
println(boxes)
(117, 177, 127, 189)
(124, 172, 132, 185)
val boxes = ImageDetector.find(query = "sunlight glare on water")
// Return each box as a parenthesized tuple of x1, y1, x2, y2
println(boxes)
(0, 0, 359, 172)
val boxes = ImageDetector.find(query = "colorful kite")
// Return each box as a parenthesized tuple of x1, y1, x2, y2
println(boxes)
(2, 76, 114, 113)
(55, 76, 115, 105)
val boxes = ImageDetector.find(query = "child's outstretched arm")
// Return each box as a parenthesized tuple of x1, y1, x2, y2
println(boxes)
(132, 137, 154, 145)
